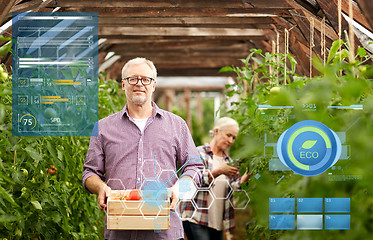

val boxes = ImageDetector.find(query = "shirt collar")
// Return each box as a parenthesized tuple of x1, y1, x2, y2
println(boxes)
(203, 143, 230, 160)
(121, 101, 164, 119)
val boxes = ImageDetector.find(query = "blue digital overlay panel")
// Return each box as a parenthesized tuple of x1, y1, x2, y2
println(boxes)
(276, 120, 342, 176)
(325, 215, 350, 230)
(297, 198, 323, 213)
(297, 215, 323, 230)
(269, 198, 295, 213)
(12, 12, 98, 136)
(325, 198, 350, 213)
(269, 215, 295, 230)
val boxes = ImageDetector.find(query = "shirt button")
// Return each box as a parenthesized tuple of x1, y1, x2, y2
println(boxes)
(138, 158, 141, 161)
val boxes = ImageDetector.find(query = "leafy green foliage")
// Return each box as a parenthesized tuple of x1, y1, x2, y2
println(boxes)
(0, 48, 125, 238)
(222, 40, 373, 239)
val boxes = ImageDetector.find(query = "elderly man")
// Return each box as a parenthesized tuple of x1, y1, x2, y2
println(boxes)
(82, 57, 203, 240)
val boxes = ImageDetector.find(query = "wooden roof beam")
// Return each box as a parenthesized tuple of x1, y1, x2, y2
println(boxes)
(99, 17, 275, 26)
(107, 42, 252, 52)
(158, 68, 232, 77)
(102, 37, 259, 46)
(287, 0, 338, 40)
(65, 7, 291, 18)
(356, 0, 373, 30)
(52, 0, 292, 9)
(99, 27, 271, 37)
(0, 0, 17, 25)
(100, 35, 268, 41)
(337, 0, 372, 32)
(104, 52, 252, 60)
(316, 0, 364, 54)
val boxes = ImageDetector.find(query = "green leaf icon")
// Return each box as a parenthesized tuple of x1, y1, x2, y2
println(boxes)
(300, 140, 317, 150)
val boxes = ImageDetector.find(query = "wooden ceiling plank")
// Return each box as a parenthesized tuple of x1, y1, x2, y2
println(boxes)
(34, 0, 53, 12)
(99, 17, 275, 25)
(338, 0, 372, 32)
(290, 9, 322, 58)
(102, 38, 254, 46)
(316, 0, 363, 53)
(158, 68, 231, 77)
(286, 0, 338, 40)
(292, 41, 311, 76)
(107, 51, 251, 59)
(107, 41, 251, 51)
(64, 7, 291, 18)
(271, 16, 315, 76)
(272, 16, 309, 48)
(99, 22, 273, 29)
(156, 86, 226, 92)
(99, 26, 271, 36)
(10, 0, 42, 12)
(356, 0, 373, 30)
(100, 35, 267, 41)
(53, 0, 292, 9)
(0, 0, 17, 25)
(240, 0, 292, 9)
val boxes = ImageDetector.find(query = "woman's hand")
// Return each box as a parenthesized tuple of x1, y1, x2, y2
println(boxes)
(240, 167, 254, 183)
(218, 162, 239, 178)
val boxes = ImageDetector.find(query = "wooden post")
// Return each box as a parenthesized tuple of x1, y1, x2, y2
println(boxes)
(243, 78, 248, 97)
(184, 89, 192, 133)
(252, 61, 258, 90)
(196, 92, 203, 123)
(164, 89, 175, 112)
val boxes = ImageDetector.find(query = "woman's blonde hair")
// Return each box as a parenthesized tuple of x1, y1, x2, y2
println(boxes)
(209, 117, 239, 137)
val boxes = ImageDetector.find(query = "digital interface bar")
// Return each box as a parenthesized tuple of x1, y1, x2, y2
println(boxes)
(12, 12, 98, 136)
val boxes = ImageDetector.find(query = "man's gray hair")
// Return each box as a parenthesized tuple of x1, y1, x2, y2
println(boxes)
(121, 57, 157, 80)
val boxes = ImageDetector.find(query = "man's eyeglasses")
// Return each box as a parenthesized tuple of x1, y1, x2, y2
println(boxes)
(123, 76, 154, 85)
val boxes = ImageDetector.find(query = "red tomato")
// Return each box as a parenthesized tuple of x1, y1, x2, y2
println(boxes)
(128, 190, 141, 200)
(47, 165, 57, 175)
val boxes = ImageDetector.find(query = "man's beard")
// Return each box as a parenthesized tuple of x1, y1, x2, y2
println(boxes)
(130, 94, 149, 105)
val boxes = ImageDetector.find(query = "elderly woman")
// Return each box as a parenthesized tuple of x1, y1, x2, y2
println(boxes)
(181, 117, 251, 240)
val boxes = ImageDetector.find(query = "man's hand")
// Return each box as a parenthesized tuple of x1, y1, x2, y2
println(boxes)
(169, 189, 179, 210)
(170, 175, 194, 210)
(98, 183, 112, 211)
(85, 175, 112, 211)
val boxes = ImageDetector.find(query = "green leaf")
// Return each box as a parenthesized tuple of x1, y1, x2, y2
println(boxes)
(46, 140, 57, 159)
(0, 185, 19, 207)
(31, 200, 42, 210)
(219, 66, 234, 73)
(0, 41, 11, 57)
(0, 35, 11, 41)
(300, 140, 317, 149)
(357, 47, 366, 58)
(327, 39, 343, 64)
(25, 146, 43, 163)
(0, 215, 21, 222)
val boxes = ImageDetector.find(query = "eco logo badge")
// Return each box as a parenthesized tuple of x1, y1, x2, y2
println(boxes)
(277, 120, 342, 176)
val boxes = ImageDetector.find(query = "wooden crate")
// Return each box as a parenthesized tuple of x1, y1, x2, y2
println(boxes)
(107, 190, 170, 230)
(107, 216, 170, 230)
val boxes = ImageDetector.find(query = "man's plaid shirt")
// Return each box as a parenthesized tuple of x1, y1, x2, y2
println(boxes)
(181, 143, 242, 232)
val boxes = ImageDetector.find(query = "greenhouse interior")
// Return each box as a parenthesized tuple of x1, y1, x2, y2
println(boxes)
(1, 0, 373, 239)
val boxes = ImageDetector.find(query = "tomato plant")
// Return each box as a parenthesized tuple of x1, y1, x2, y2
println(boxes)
(0, 43, 126, 238)
(221, 39, 373, 240)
